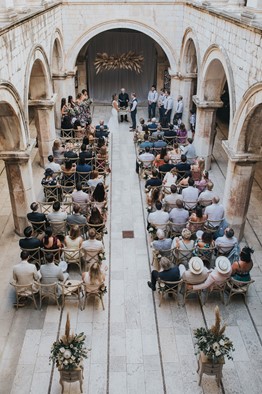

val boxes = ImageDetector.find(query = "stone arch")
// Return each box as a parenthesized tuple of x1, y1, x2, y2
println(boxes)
(50, 29, 64, 74)
(0, 81, 27, 152)
(180, 28, 200, 75)
(200, 44, 235, 126)
(230, 82, 262, 155)
(65, 20, 177, 73)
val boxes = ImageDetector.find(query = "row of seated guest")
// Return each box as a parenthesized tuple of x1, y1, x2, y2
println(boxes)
(137, 117, 189, 143)
(61, 90, 92, 131)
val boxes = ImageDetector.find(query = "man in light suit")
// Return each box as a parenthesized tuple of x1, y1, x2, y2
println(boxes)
(13, 251, 40, 290)
(40, 253, 68, 285)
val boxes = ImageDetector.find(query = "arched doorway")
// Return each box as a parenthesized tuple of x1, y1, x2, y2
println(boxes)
(75, 28, 170, 103)
(25, 46, 55, 167)
(51, 33, 65, 129)
(0, 82, 35, 235)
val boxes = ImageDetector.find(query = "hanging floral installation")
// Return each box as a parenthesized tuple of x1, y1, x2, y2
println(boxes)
(94, 51, 144, 74)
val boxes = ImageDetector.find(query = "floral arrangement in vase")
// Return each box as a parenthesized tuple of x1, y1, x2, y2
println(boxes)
(50, 313, 88, 370)
(194, 306, 235, 362)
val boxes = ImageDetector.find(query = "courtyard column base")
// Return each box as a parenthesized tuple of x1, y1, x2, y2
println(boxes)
(193, 96, 223, 170)
(3, 154, 35, 236)
(29, 99, 56, 167)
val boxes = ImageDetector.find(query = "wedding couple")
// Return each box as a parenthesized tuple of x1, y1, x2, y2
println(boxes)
(108, 89, 137, 132)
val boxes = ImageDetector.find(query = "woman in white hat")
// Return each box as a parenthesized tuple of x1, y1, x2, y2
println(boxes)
(190, 256, 232, 290)
(181, 257, 208, 284)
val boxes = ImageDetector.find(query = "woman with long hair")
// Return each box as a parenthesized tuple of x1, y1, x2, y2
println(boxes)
(52, 139, 65, 165)
(92, 183, 107, 214)
(41, 226, 62, 250)
(108, 93, 120, 133)
(231, 246, 254, 282)
(88, 206, 104, 225)
(187, 205, 207, 233)
(168, 142, 181, 163)
(153, 147, 167, 168)
(61, 97, 68, 116)
(64, 225, 83, 262)
(82, 262, 106, 292)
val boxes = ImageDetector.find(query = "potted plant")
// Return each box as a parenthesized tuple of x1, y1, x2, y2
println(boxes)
(194, 306, 235, 364)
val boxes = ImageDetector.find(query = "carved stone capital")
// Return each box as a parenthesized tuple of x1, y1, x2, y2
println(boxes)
(192, 95, 223, 109)
(222, 140, 262, 163)
(28, 96, 56, 108)
(0, 150, 30, 162)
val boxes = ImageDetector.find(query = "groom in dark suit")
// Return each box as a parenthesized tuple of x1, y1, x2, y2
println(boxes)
(118, 88, 129, 122)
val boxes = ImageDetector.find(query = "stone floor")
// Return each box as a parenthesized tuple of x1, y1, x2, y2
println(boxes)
(0, 106, 262, 394)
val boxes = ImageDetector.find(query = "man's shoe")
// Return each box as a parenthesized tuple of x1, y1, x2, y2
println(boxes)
(147, 281, 156, 291)
(125, 118, 129, 122)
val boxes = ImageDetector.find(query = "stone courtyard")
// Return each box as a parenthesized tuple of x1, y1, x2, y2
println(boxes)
(0, 105, 262, 394)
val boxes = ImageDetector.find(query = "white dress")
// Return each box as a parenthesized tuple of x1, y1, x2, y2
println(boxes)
(108, 100, 119, 133)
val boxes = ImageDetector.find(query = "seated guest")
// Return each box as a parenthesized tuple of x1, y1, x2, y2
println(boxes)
(147, 257, 180, 291)
(87, 171, 104, 189)
(96, 145, 108, 162)
(163, 168, 177, 191)
(91, 183, 107, 214)
(79, 144, 93, 162)
(158, 156, 175, 174)
(182, 177, 199, 209)
(82, 262, 106, 292)
(139, 134, 154, 149)
(151, 126, 164, 140)
(136, 146, 155, 174)
(41, 168, 59, 187)
(95, 125, 109, 139)
(40, 253, 68, 288)
(164, 124, 177, 138)
(182, 257, 208, 284)
(169, 199, 189, 230)
(191, 157, 205, 182)
(182, 138, 196, 164)
(61, 159, 76, 175)
(163, 184, 180, 208)
(195, 171, 210, 193)
(41, 227, 63, 250)
(64, 145, 78, 163)
(152, 229, 172, 251)
(72, 183, 90, 207)
(67, 204, 87, 225)
(176, 123, 188, 144)
(205, 196, 224, 227)
(168, 143, 181, 163)
(13, 251, 40, 290)
(197, 231, 215, 249)
(174, 154, 191, 179)
(47, 201, 67, 222)
(153, 147, 168, 168)
(187, 205, 207, 233)
(148, 117, 158, 131)
(82, 228, 104, 252)
(215, 228, 238, 253)
(88, 206, 104, 226)
(19, 226, 41, 250)
(191, 256, 231, 290)
(153, 135, 167, 149)
(231, 246, 254, 282)
(198, 182, 215, 207)
(172, 228, 195, 265)
(95, 120, 108, 130)
(73, 119, 85, 138)
(27, 202, 48, 225)
(64, 225, 83, 250)
(52, 139, 65, 165)
(45, 155, 61, 172)
(148, 201, 169, 229)
(145, 169, 162, 189)
(76, 156, 92, 174)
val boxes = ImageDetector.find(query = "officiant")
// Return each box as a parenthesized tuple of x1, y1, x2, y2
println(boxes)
(118, 88, 129, 122)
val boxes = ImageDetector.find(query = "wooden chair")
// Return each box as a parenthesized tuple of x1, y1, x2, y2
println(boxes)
(77, 171, 91, 185)
(157, 278, 183, 307)
(187, 219, 206, 234)
(39, 282, 60, 310)
(204, 218, 224, 234)
(38, 202, 54, 215)
(42, 184, 62, 202)
(198, 199, 213, 208)
(151, 248, 175, 270)
(10, 282, 38, 309)
(61, 281, 84, 309)
(20, 247, 42, 269)
(203, 281, 228, 305)
(183, 200, 198, 211)
(169, 221, 188, 238)
(216, 245, 234, 257)
(63, 248, 83, 273)
(175, 247, 196, 267)
(82, 248, 103, 271)
(182, 282, 202, 306)
(86, 222, 107, 244)
(163, 202, 177, 213)
(83, 283, 106, 310)
(29, 220, 46, 235)
(50, 220, 67, 236)
(61, 128, 74, 138)
(41, 248, 61, 265)
(196, 246, 216, 268)
(226, 278, 255, 305)
(163, 136, 176, 146)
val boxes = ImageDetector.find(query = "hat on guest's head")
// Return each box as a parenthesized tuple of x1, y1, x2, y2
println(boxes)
(189, 257, 204, 275)
(156, 229, 165, 240)
(215, 256, 231, 274)
(181, 228, 191, 239)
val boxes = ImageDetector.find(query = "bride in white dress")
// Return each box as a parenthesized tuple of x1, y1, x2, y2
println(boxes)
(108, 94, 119, 133)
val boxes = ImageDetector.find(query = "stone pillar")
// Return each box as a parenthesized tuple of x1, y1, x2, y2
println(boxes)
(65, 69, 77, 99)
(52, 73, 67, 129)
(29, 98, 56, 167)
(193, 96, 223, 170)
(76, 61, 87, 92)
(2, 153, 35, 236)
(222, 142, 259, 239)
(169, 71, 182, 123)
(181, 73, 197, 129)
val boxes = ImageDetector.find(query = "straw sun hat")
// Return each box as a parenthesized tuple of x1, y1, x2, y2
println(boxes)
(189, 257, 204, 275)
(215, 256, 231, 274)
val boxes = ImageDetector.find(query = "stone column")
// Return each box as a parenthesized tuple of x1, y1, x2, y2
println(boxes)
(169, 70, 182, 123)
(64, 69, 77, 99)
(2, 153, 35, 236)
(193, 96, 223, 170)
(29, 98, 56, 167)
(52, 73, 67, 129)
(181, 73, 197, 129)
(222, 142, 259, 239)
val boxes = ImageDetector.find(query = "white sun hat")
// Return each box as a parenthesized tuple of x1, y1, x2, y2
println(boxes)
(189, 257, 204, 275)
(215, 256, 231, 274)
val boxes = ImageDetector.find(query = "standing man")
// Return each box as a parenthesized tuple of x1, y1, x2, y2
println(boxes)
(118, 88, 129, 122)
(158, 88, 165, 124)
(173, 95, 183, 123)
(164, 90, 173, 124)
(148, 85, 158, 121)
(129, 92, 138, 131)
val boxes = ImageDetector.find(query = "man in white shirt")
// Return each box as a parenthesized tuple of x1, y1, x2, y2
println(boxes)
(158, 88, 165, 123)
(148, 85, 158, 121)
(45, 155, 61, 172)
(40, 253, 68, 287)
(174, 95, 183, 122)
(198, 182, 215, 207)
(82, 228, 104, 252)
(164, 90, 173, 124)
(148, 201, 169, 229)
(163, 185, 180, 209)
(136, 146, 155, 174)
(47, 201, 67, 222)
(215, 228, 238, 254)
(205, 196, 224, 227)
(182, 138, 196, 164)
(13, 251, 40, 290)
(182, 178, 199, 209)
(169, 199, 189, 231)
